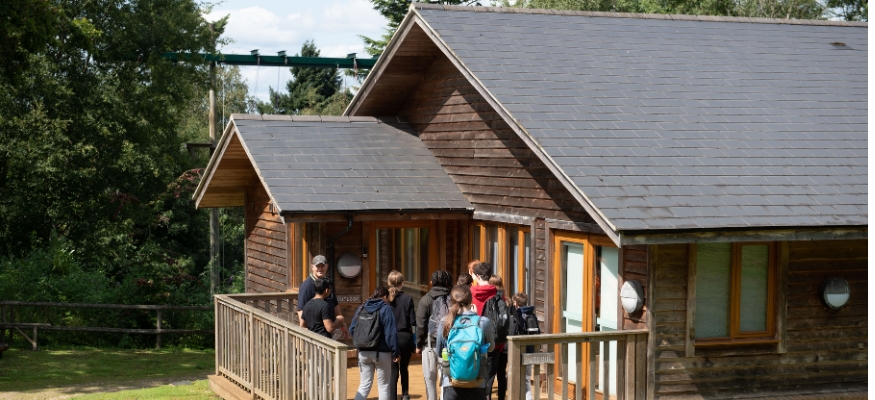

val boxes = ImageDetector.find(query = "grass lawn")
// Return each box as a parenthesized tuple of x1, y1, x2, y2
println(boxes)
(73, 379, 218, 400)
(0, 346, 215, 394)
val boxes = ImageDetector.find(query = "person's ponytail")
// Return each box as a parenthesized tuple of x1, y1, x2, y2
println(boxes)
(442, 285, 473, 338)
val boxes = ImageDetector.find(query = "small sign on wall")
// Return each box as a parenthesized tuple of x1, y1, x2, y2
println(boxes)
(337, 295, 362, 304)
(522, 352, 555, 365)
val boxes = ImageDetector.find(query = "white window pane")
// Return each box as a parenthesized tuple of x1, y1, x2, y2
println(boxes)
(599, 247, 619, 330)
(696, 243, 731, 338)
(739, 245, 769, 332)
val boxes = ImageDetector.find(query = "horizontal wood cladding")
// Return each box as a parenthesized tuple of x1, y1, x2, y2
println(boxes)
(651, 240, 868, 399)
(244, 179, 288, 293)
(398, 56, 595, 224)
(622, 245, 648, 330)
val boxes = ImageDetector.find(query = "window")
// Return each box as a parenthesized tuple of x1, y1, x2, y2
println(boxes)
(695, 242, 776, 342)
(470, 222, 531, 293)
(374, 223, 437, 307)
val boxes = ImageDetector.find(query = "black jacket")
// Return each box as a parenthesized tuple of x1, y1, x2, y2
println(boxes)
(390, 291, 416, 333)
(415, 286, 451, 349)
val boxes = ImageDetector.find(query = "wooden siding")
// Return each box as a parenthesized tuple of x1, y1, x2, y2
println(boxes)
(244, 179, 288, 293)
(651, 240, 867, 399)
(398, 54, 599, 330)
(398, 56, 595, 224)
(621, 245, 649, 330)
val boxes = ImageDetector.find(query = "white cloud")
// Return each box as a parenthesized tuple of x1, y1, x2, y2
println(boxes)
(204, 0, 388, 102)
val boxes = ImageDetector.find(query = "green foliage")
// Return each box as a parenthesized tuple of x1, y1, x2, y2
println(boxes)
(495, 0, 825, 18)
(260, 41, 354, 116)
(361, 0, 479, 56)
(826, 0, 867, 20)
(0, 0, 248, 348)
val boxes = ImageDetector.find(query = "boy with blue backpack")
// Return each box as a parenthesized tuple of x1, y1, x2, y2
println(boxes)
(437, 284, 495, 400)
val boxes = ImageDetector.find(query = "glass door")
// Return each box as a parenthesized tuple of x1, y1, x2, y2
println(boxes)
(595, 242, 619, 396)
(552, 232, 594, 397)
(371, 221, 438, 309)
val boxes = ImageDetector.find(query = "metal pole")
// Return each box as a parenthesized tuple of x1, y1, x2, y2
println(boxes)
(209, 23, 220, 296)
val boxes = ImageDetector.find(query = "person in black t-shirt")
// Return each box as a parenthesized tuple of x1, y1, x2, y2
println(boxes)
(301, 278, 336, 338)
(297, 255, 343, 328)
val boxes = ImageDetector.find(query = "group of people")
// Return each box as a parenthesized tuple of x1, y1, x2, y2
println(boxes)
(296, 256, 542, 400)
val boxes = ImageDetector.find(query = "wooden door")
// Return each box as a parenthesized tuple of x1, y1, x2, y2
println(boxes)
(552, 231, 594, 398)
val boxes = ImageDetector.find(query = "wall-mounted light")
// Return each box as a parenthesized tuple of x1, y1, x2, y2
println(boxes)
(337, 252, 362, 279)
(620, 280, 645, 314)
(821, 277, 850, 309)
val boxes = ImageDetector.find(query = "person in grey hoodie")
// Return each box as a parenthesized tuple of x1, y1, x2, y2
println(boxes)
(350, 287, 399, 400)
(415, 270, 454, 400)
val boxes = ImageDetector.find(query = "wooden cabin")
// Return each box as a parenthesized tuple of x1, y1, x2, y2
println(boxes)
(195, 4, 867, 399)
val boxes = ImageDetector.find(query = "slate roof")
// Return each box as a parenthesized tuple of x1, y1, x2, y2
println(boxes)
(232, 115, 473, 213)
(414, 5, 868, 231)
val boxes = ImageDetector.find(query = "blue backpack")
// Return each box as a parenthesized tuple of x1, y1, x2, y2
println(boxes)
(446, 315, 485, 387)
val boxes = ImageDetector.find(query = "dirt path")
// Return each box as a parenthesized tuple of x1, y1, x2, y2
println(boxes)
(0, 373, 211, 400)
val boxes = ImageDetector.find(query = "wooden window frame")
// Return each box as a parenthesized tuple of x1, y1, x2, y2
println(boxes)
(691, 242, 779, 347)
(470, 222, 531, 293)
(369, 220, 439, 293)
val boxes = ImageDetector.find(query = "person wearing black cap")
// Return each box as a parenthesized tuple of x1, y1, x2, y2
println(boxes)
(297, 255, 344, 327)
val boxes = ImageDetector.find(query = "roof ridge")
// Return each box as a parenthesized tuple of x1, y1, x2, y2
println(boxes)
(412, 3, 867, 27)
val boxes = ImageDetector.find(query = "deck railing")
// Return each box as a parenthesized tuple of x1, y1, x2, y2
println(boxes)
(508, 329, 649, 400)
(215, 293, 347, 400)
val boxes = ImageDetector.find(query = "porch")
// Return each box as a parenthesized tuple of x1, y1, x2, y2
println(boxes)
(210, 293, 650, 400)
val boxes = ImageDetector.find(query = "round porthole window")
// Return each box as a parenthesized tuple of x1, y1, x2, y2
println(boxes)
(821, 277, 850, 309)
(337, 252, 362, 279)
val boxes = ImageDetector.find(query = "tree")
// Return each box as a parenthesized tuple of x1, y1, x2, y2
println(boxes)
(261, 41, 353, 116)
(361, 1, 480, 56)
(0, 0, 224, 285)
(826, 0, 867, 20)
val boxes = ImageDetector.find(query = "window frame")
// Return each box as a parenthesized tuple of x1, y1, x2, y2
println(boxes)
(691, 242, 779, 347)
(470, 222, 531, 294)
(369, 220, 439, 295)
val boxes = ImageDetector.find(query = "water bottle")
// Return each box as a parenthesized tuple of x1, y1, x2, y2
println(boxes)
(441, 348, 449, 361)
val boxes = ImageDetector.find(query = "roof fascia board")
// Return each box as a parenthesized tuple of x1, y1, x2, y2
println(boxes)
(344, 8, 419, 117)
(232, 125, 284, 215)
(619, 226, 868, 245)
(411, 9, 622, 246)
(282, 210, 473, 223)
(193, 120, 239, 208)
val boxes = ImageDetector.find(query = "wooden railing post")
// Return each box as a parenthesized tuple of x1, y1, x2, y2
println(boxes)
(508, 338, 522, 400)
(156, 309, 162, 349)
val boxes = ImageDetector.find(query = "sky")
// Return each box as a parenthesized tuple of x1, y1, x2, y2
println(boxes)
(204, 0, 390, 103)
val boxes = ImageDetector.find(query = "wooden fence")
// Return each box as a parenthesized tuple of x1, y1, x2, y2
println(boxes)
(507, 329, 649, 400)
(0, 301, 212, 349)
(214, 292, 347, 400)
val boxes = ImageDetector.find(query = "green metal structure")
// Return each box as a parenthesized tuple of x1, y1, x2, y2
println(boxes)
(162, 52, 378, 69)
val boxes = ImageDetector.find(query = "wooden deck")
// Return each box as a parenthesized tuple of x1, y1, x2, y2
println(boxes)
(346, 359, 556, 400)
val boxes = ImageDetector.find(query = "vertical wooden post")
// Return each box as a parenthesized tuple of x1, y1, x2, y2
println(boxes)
(509, 338, 522, 400)
(215, 298, 220, 376)
(156, 309, 162, 349)
(587, 341, 595, 400)
(1, 304, 6, 344)
(777, 242, 789, 354)
(616, 338, 626, 400)
(685, 244, 697, 358)
(208, 22, 220, 297)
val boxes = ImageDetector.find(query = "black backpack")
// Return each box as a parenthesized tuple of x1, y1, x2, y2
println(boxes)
(521, 309, 540, 335)
(352, 306, 383, 350)
(427, 295, 449, 346)
(483, 295, 510, 344)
